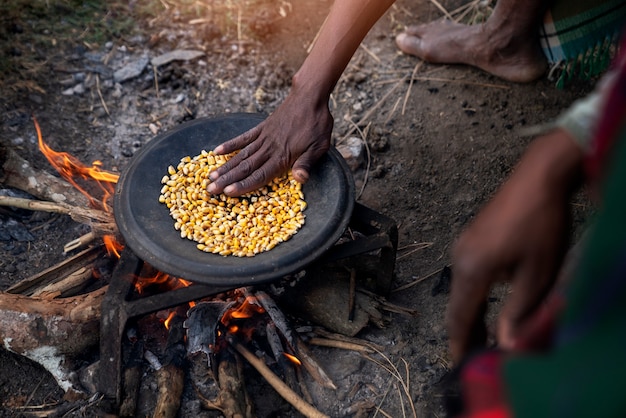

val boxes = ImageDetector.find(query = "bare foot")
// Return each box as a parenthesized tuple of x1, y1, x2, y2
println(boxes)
(395, 20, 547, 83)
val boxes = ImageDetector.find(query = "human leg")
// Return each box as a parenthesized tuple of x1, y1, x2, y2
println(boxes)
(395, 0, 548, 83)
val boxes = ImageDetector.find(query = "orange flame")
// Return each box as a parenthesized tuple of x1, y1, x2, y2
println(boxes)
(102, 235, 123, 258)
(34, 116, 123, 257)
(34, 117, 198, 314)
(222, 296, 265, 323)
(33, 117, 119, 212)
(133, 270, 195, 296)
(164, 311, 176, 330)
(283, 352, 302, 366)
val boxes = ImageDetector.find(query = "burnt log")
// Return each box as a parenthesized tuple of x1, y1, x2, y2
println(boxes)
(0, 287, 105, 394)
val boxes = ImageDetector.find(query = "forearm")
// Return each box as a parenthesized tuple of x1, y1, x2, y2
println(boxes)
(514, 128, 585, 200)
(291, 0, 395, 102)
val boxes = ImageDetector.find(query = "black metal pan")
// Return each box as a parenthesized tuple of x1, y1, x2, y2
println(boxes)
(114, 113, 355, 286)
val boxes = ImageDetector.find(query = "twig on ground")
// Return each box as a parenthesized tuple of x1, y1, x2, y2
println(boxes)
(312, 327, 385, 351)
(409, 76, 509, 89)
(391, 266, 445, 292)
(365, 350, 417, 418)
(307, 337, 375, 353)
(385, 95, 403, 124)
(95, 74, 110, 117)
(428, 0, 453, 20)
(338, 74, 408, 143)
(396, 241, 433, 260)
(359, 43, 381, 64)
(153, 65, 160, 98)
(402, 61, 423, 115)
(450, 0, 481, 22)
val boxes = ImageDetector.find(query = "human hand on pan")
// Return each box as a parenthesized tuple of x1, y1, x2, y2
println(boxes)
(206, 0, 396, 197)
(207, 89, 333, 196)
(447, 129, 584, 363)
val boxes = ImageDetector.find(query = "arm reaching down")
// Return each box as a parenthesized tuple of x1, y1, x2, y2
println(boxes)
(207, 0, 396, 196)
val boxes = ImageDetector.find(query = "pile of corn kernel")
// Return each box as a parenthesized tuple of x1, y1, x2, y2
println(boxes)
(158, 150, 306, 257)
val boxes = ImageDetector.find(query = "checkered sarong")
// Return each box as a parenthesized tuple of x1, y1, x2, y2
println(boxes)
(539, 0, 626, 87)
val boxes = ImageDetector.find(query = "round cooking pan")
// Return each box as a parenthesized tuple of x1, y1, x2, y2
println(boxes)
(114, 113, 355, 286)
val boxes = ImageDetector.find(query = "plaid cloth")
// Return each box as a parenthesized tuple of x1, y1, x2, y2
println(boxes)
(539, 0, 626, 87)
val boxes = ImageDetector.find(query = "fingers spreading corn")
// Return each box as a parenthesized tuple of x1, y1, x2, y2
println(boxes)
(158, 150, 307, 257)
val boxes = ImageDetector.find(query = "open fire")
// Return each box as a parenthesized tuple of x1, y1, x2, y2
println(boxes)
(31, 116, 340, 416)
(0, 117, 408, 417)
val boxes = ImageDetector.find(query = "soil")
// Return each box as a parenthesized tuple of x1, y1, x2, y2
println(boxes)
(0, 0, 595, 417)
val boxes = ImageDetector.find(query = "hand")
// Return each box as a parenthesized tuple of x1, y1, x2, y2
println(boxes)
(206, 0, 395, 197)
(207, 92, 333, 196)
(447, 129, 584, 363)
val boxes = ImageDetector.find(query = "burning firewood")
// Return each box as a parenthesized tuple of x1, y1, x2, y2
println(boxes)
(184, 289, 337, 416)
(0, 147, 89, 208)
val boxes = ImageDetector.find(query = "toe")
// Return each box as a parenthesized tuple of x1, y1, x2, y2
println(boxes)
(395, 32, 422, 56)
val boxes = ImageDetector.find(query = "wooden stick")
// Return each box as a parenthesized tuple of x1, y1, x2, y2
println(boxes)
(120, 341, 144, 417)
(0, 195, 117, 234)
(33, 266, 94, 299)
(1, 148, 89, 207)
(348, 268, 356, 322)
(64, 231, 97, 253)
(312, 327, 385, 352)
(198, 349, 254, 417)
(307, 337, 374, 354)
(6, 245, 104, 295)
(294, 337, 337, 390)
(231, 341, 329, 418)
(153, 365, 184, 418)
(391, 266, 445, 292)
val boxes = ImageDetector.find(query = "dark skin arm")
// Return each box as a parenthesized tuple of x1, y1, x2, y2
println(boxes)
(207, 0, 396, 196)
(448, 128, 585, 363)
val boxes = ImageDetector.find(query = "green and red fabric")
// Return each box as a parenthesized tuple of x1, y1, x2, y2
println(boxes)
(504, 34, 626, 417)
(457, 34, 626, 418)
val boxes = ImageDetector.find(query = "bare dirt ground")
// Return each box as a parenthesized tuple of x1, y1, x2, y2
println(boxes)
(0, 0, 595, 416)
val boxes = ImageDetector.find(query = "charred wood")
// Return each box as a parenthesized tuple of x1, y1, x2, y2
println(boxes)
(197, 349, 254, 418)
(153, 312, 186, 418)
